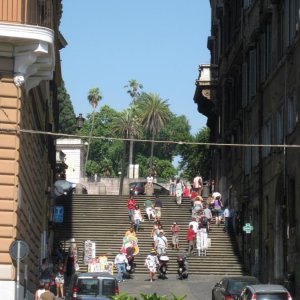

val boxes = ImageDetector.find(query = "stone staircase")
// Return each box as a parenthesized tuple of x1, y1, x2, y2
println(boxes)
(54, 194, 247, 276)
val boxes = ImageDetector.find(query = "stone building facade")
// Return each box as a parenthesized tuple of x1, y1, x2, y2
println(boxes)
(0, 0, 64, 298)
(195, 0, 300, 297)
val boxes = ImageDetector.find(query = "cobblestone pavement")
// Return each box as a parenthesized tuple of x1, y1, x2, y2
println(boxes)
(119, 274, 223, 300)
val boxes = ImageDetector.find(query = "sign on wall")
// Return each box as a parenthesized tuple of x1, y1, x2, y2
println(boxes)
(53, 206, 64, 223)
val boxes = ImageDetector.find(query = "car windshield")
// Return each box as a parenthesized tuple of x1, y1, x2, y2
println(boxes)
(102, 279, 116, 296)
(256, 293, 289, 300)
(228, 280, 258, 294)
(77, 279, 98, 295)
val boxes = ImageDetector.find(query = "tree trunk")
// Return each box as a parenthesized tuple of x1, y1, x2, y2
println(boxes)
(84, 108, 96, 175)
(119, 140, 127, 195)
(129, 138, 133, 165)
(150, 132, 155, 168)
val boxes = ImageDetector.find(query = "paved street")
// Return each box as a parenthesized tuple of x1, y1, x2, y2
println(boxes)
(119, 274, 222, 300)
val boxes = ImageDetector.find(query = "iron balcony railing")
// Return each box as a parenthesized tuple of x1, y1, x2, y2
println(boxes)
(0, 0, 54, 29)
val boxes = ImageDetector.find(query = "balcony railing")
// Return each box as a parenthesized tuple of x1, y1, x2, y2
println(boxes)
(0, 0, 54, 29)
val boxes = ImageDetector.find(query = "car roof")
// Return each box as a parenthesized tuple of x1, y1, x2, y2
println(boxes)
(246, 284, 288, 293)
(223, 276, 259, 281)
(76, 272, 115, 279)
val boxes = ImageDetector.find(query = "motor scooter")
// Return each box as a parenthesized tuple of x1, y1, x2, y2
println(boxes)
(177, 254, 188, 280)
(158, 254, 169, 279)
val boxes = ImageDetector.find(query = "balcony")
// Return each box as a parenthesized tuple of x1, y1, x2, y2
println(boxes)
(0, 0, 60, 93)
(0, 0, 55, 29)
(193, 64, 218, 127)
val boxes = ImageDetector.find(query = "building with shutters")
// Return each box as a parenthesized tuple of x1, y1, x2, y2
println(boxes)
(194, 0, 300, 296)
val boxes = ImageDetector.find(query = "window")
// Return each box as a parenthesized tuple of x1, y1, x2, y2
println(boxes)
(287, 92, 297, 134)
(262, 120, 271, 157)
(242, 62, 248, 108)
(288, 178, 296, 228)
(275, 105, 284, 144)
(102, 279, 116, 296)
(77, 279, 99, 295)
(251, 133, 259, 167)
(245, 146, 251, 175)
(249, 49, 257, 98)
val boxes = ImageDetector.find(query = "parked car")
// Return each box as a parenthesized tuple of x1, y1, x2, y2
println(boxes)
(65, 272, 119, 300)
(129, 181, 169, 196)
(212, 276, 260, 300)
(239, 284, 292, 300)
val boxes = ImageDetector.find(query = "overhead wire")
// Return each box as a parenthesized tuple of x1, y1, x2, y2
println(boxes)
(0, 127, 300, 149)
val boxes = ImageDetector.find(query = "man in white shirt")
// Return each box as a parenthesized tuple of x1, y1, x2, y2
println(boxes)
(223, 206, 231, 233)
(114, 250, 128, 282)
(155, 231, 168, 255)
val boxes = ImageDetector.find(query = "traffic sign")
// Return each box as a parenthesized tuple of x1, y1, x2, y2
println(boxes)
(243, 223, 254, 234)
(53, 206, 64, 223)
(9, 240, 29, 261)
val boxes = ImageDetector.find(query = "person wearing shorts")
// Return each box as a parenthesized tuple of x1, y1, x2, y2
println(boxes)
(170, 222, 179, 249)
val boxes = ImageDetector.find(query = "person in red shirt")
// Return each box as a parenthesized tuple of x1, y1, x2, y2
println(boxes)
(127, 195, 136, 223)
(186, 224, 196, 256)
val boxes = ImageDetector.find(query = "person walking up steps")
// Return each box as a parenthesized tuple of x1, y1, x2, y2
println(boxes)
(212, 192, 223, 226)
(175, 178, 183, 206)
(145, 249, 160, 282)
(203, 204, 213, 232)
(186, 225, 196, 256)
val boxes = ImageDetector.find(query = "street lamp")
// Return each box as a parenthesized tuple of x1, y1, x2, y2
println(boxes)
(76, 113, 85, 130)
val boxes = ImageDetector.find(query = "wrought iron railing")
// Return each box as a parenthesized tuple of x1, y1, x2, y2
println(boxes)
(0, 0, 54, 29)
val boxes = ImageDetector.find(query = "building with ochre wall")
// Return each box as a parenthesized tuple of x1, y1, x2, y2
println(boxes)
(0, 0, 65, 298)
(195, 0, 300, 298)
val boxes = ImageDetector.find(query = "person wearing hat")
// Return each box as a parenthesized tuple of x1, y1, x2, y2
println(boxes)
(144, 249, 159, 282)
(170, 222, 180, 249)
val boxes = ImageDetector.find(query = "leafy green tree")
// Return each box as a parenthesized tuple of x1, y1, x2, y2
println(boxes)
(57, 80, 77, 134)
(79, 105, 120, 176)
(85, 87, 102, 174)
(178, 127, 211, 181)
(110, 109, 141, 194)
(136, 93, 171, 169)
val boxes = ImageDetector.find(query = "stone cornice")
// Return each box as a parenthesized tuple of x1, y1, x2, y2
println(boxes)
(0, 22, 55, 93)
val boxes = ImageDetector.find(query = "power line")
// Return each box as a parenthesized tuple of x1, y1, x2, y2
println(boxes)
(0, 127, 299, 148)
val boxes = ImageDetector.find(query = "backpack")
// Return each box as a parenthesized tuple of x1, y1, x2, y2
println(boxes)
(201, 216, 208, 226)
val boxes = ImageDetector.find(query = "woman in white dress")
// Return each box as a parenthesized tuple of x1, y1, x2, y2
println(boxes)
(144, 249, 159, 282)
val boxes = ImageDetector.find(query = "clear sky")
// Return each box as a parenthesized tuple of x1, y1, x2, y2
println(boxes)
(60, 0, 211, 134)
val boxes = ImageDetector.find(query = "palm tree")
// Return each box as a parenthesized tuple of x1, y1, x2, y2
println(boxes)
(124, 79, 143, 165)
(136, 93, 171, 169)
(85, 87, 102, 175)
(111, 109, 142, 194)
(124, 79, 143, 103)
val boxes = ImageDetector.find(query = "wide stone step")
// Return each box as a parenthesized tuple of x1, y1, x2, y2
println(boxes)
(54, 194, 246, 276)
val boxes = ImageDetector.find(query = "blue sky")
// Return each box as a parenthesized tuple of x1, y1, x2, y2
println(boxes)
(60, 1, 211, 134)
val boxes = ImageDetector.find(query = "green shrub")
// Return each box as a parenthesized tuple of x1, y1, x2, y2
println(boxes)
(110, 292, 186, 300)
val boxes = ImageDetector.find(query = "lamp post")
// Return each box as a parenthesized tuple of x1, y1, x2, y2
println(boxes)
(76, 113, 85, 130)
